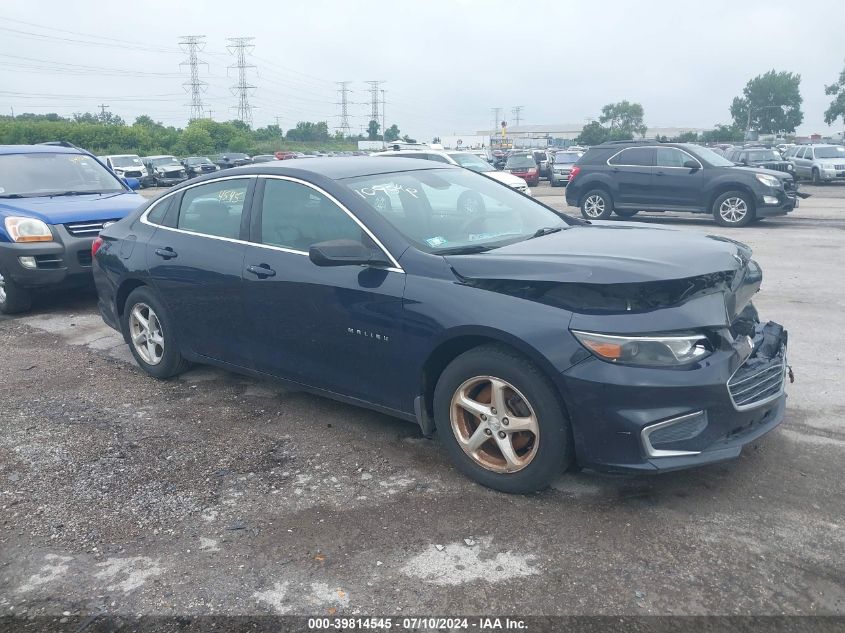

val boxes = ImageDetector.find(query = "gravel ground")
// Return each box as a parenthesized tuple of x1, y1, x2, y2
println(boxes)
(0, 183, 843, 624)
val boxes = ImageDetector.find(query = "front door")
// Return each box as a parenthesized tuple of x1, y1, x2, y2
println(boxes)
(652, 146, 705, 209)
(241, 177, 407, 409)
(146, 177, 254, 367)
(607, 146, 654, 207)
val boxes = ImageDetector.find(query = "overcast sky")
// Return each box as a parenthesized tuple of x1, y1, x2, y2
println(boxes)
(2, 0, 844, 139)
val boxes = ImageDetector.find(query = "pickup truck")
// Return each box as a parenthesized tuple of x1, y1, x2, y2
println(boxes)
(0, 144, 144, 313)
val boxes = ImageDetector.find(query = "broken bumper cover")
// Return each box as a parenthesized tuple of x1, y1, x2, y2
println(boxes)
(560, 322, 789, 473)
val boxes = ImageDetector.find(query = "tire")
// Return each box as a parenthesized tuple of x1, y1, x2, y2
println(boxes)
(123, 286, 189, 379)
(549, 178, 558, 188)
(0, 266, 32, 315)
(580, 189, 613, 220)
(433, 344, 573, 494)
(811, 169, 821, 185)
(614, 209, 639, 218)
(712, 191, 755, 227)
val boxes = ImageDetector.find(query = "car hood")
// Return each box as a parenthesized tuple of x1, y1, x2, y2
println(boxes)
(486, 171, 528, 187)
(733, 165, 791, 180)
(0, 192, 145, 224)
(445, 223, 750, 285)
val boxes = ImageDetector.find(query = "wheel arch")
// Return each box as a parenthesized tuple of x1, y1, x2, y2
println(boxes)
(578, 180, 614, 207)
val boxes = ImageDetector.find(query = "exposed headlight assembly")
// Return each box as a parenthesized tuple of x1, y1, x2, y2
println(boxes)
(572, 330, 712, 366)
(4, 216, 53, 243)
(755, 174, 780, 188)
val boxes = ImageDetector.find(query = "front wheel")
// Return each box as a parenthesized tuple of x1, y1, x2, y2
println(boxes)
(123, 287, 189, 378)
(0, 266, 32, 315)
(811, 169, 821, 185)
(713, 191, 755, 227)
(580, 189, 614, 220)
(433, 344, 573, 494)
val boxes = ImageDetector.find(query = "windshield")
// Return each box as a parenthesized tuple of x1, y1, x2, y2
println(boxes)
(0, 152, 125, 197)
(149, 156, 181, 167)
(110, 155, 142, 167)
(186, 157, 212, 165)
(747, 150, 781, 161)
(553, 152, 579, 164)
(343, 168, 569, 254)
(815, 146, 845, 158)
(505, 155, 536, 169)
(684, 145, 735, 167)
(448, 152, 494, 172)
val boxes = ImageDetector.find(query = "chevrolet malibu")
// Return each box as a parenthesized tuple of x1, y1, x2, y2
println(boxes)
(93, 157, 790, 493)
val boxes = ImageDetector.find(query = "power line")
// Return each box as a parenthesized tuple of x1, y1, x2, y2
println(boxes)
(335, 81, 352, 136)
(179, 35, 208, 121)
(511, 105, 523, 127)
(227, 37, 256, 127)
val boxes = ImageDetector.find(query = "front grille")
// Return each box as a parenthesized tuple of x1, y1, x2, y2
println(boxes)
(64, 219, 118, 237)
(835, 164, 845, 170)
(164, 170, 184, 178)
(767, 163, 789, 172)
(728, 356, 786, 410)
(77, 250, 92, 267)
(124, 170, 142, 177)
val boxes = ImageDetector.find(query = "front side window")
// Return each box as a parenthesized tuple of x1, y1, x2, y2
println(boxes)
(656, 148, 696, 168)
(259, 179, 363, 252)
(344, 167, 570, 254)
(0, 152, 125, 198)
(608, 147, 653, 167)
(177, 179, 250, 239)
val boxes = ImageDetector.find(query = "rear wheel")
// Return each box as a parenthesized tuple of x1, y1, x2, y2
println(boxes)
(713, 191, 755, 227)
(811, 168, 821, 185)
(0, 266, 32, 315)
(433, 344, 572, 494)
(124, 287, 189, 378)
(580, 189, 613, 220)
(614, 209, 639, 218)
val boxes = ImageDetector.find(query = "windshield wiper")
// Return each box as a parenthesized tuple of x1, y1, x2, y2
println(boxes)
(47, 191, 105, 197)
(434, 244, 495, 255)
(527, 226, 565, 239)
(0, 193, 27, 199)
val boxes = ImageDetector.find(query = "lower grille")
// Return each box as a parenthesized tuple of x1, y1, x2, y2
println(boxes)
(65, 220, 118, 237)
(649, 412, 708, 447)
(34, 255, 62, 269)
(77, 250, 93, 267)
(728, 356, 786, 410)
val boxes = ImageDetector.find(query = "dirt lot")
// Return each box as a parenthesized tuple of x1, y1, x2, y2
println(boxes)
(1, 182, 843, 622)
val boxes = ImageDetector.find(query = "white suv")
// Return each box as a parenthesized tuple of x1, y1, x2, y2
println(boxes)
(99, 154, 151, 187)
(374, 149, 532, 196)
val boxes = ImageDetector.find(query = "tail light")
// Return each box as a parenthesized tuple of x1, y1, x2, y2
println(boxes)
(569, 166, 581, 181)
(91, 236, 104, 258)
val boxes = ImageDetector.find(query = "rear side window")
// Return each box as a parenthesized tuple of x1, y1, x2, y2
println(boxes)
(608, 147, 654, 167)
(146, 196, 173, 225)
(177, 179, 250, 239)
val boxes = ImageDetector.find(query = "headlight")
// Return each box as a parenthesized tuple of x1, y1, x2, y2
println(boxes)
(755, 174, 780, 188)
(821, 163, 835, 170)
(156, 168, 165, 174)
(787, 164, 794, 170)
(114, 168, 125, 175)
(571, 330, 712, 366)
(4, 216, 54, 243)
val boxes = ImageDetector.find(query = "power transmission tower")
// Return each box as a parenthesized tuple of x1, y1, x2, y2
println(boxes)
(226, 37, 256, 127)
(381, 89, 387, 147)
(179, 35, 208, 121)
(336, 81, 352, 137)
(511, 105, 523, 127)
(365, 80, 382, 124)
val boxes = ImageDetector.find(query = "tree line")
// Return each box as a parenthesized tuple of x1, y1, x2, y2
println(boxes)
(0, 113, 413, 155)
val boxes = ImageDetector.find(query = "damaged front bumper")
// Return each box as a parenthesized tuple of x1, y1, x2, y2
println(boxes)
(560, 318, 791, 473)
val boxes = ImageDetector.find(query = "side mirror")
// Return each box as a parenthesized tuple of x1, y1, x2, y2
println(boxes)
(683, 160, 700, 170)
(309, 239, 390, 267)
(123, 177, 141, 190)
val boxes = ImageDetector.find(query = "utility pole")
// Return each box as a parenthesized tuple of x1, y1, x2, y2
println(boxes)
(179, 35, 208, 121)
(207, 110, 214, 120)
(227, 37, 256, 127)
(511, 105, 523, 127)
(381, 88, 387, 148)
(336, 81, 352, 137)
(98, 104, 110, 120)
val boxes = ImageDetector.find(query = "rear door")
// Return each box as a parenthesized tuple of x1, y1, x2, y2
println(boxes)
(145, 176, 255, 367)
(652, 147, 705, 209)
(794, 147, 812, 178)
(607, 146, 655, 207)
(240, 176, 407, 408)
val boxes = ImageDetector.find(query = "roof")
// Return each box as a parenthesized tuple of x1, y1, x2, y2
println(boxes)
(219, 156, 454, 180)
(0, 144, 85, 155)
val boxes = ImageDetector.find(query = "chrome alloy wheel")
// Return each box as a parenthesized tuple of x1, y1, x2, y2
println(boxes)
(719, 197, 748, 223)
(450, 376, 540, 473)
(129, 302, 165, 365)
(0, 271, 6, 304)
(583, 194, 606, 218)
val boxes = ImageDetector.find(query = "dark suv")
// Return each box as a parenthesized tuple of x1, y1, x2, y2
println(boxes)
(724, 147, 794, 175)
(565, 141, 798, 227)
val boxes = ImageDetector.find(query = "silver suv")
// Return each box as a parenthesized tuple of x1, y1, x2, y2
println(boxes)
(788, 144, 845, 184)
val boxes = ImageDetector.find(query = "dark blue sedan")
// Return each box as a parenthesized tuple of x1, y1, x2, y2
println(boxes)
(93, 157, 789, 493)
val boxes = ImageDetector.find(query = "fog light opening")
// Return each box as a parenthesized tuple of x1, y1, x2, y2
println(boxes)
(763, 195, 779, 205)
(18, 256, 37, 269)
(642, 411, 707, 458)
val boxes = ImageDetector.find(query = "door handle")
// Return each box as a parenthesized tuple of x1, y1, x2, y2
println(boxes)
(154, 247, 177, 259)
(655, 170, 665, 176)
(246, 263, 276, 278)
